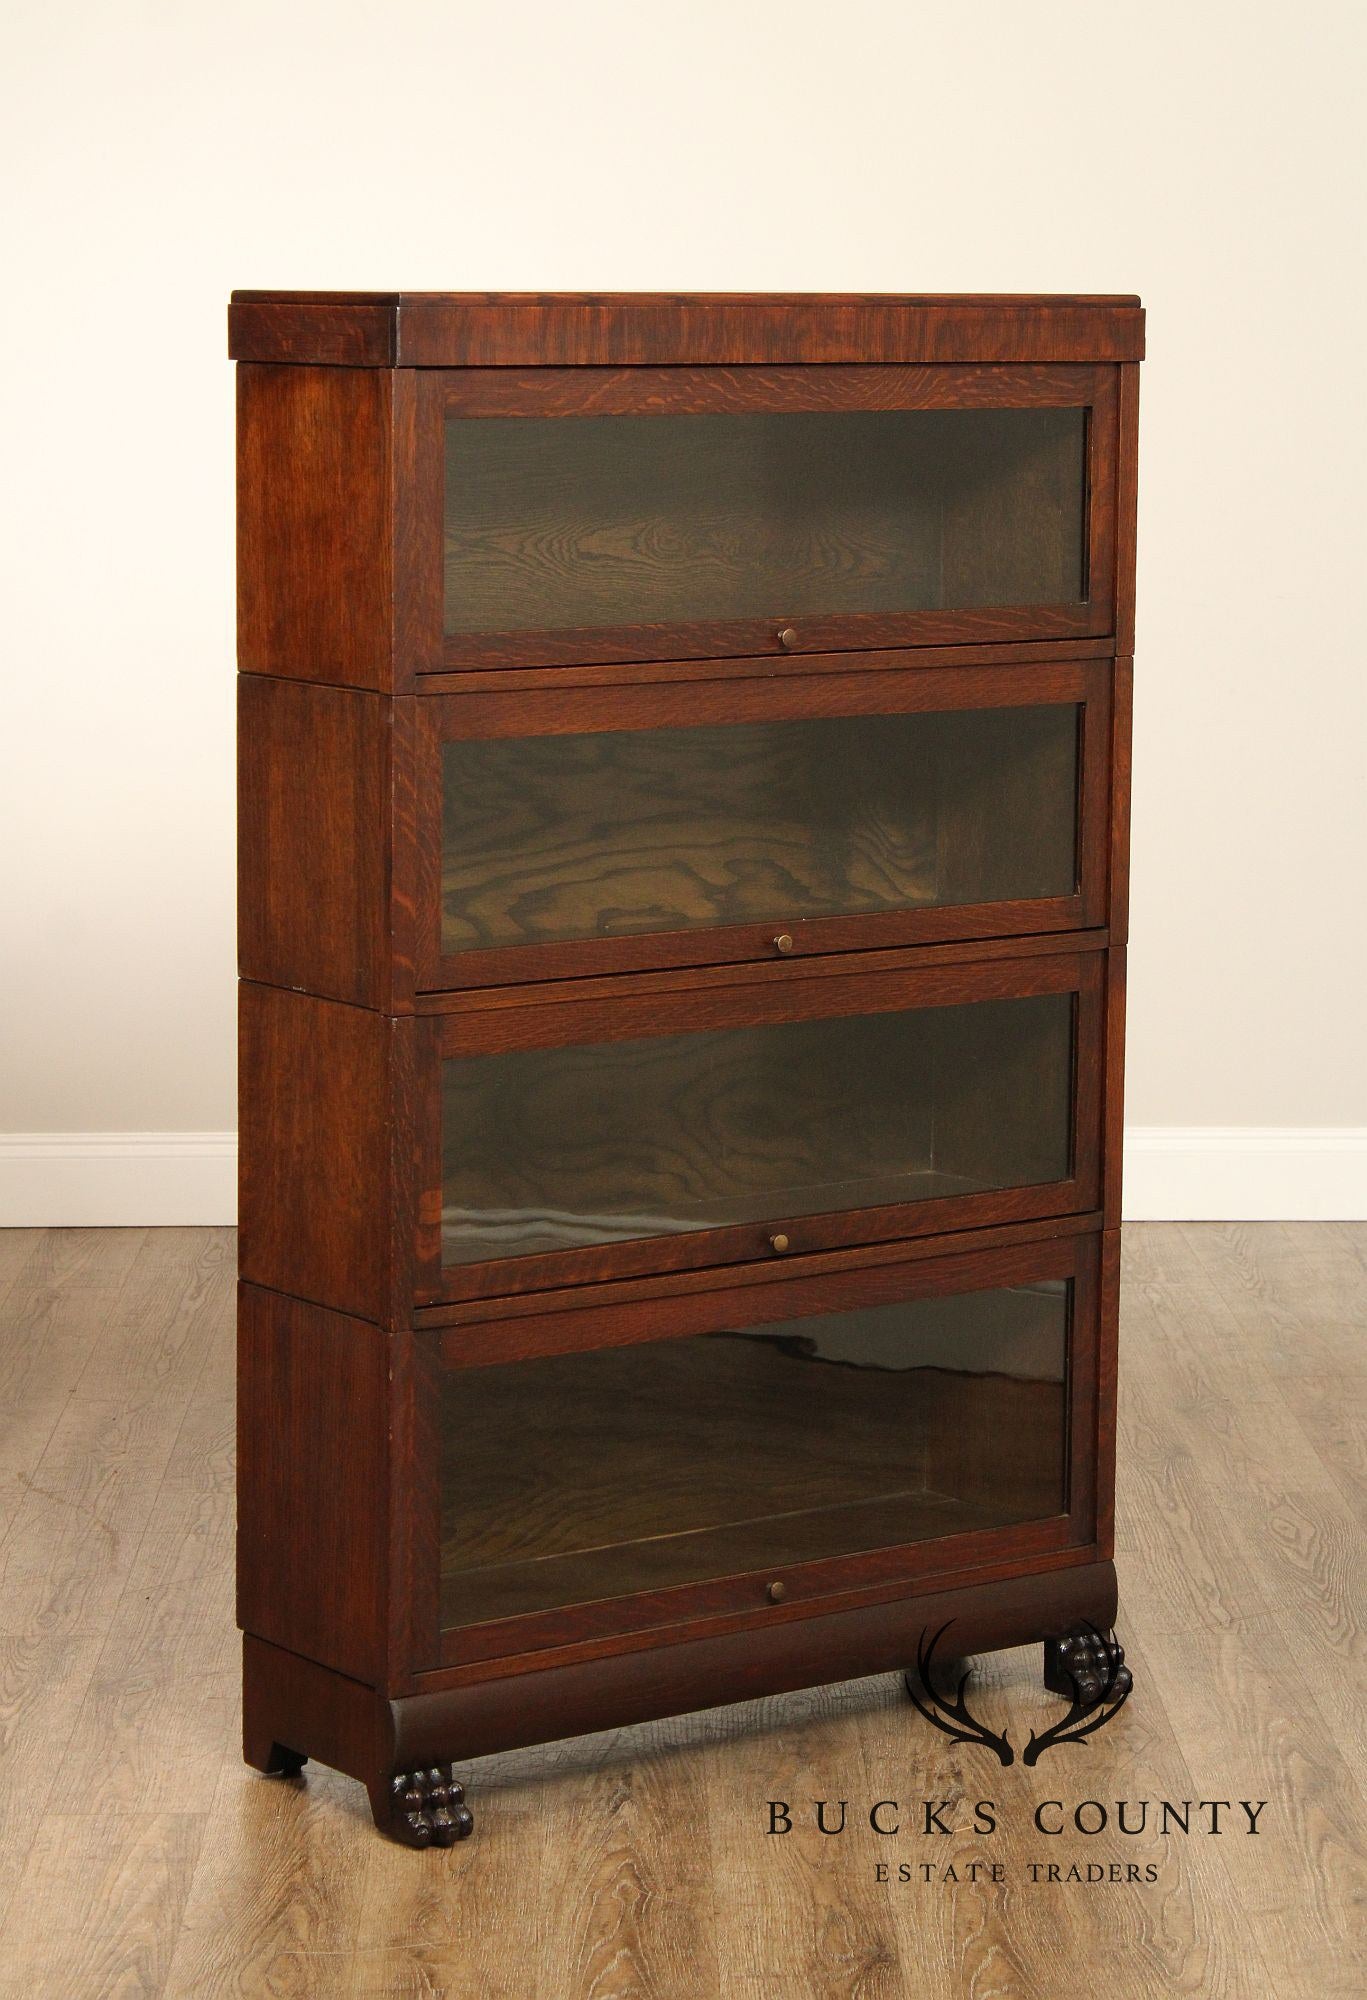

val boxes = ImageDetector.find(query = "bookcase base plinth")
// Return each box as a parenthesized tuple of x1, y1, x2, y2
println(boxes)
(243, 1557, 1117, 1847)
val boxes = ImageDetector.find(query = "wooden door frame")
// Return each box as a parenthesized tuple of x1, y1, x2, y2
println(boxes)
(395, 1226, 1104, 1681)
(414, 944, 1105, 1305)
(413, 655, 1112, 993)
(397, 362, 1120, 674)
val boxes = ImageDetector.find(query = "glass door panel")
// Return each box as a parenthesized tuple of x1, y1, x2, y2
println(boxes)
(439, 1276, 1070, 1633)
(444, 407, 1087, 638)
(440, 703, 1079, 957)
(440, 991, 1073, 1269)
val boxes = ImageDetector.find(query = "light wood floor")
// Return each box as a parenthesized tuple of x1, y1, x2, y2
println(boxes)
(0, 1224, 1362, 1998)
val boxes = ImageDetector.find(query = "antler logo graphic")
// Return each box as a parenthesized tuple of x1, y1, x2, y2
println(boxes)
(903, 1623, 1016, 1766)
(904, 1621, 1133, 1767)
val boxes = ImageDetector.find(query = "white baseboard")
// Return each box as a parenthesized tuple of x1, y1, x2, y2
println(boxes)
(0, 1128, 1364, 1229)
(0, 1132, 238, 1227)
(1121, 1126, 1367, 1222)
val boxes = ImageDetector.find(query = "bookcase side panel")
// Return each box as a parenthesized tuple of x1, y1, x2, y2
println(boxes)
(238, 676, 402, 1009)
(239, 983, 397, 1323)
(237, 363, 395, 690)
(237, 1284, 388, 1683)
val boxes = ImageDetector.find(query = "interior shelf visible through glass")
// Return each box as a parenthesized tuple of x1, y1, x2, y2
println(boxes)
(440, 993, 1074, 1267)
(440, 703, 1080, 954)
(438, 1279, 1071, 1631)
(444, 407, 1088, 636)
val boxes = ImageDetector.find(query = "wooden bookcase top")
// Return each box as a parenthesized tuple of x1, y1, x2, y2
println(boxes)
(228, 291, 1146, 368)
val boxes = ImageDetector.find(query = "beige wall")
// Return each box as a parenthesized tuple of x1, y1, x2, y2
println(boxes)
(2, 2, 1363, 1203)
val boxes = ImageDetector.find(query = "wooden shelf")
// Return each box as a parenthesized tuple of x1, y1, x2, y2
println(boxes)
(440, 1323, 1066, 1633)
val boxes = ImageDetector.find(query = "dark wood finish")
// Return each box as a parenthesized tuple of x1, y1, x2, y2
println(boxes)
(243, 1558, 1118, 1838)
(229, 292, 1144, 367)
(418, 633, 1116, 697)
(417, 924, 1109, 1017)
(232, 675, 417, 1013)
(396, 1330, 444, 1682)
(237, 366, 394, 689)
(1096, 1227, 1122, 1558)
(419, 1541, 1114, 1695)
(419, 657, 1110, 991)
(438, 1524, 1094, 1680)
(421, 1209, 1102, 1336)
(229, 300, 396, 367)
(238, 983, 410, 1322)
(1110, 656, 1134, 944)
(1041, 1625, 1131, 1708)
(392, 368, 443, 682)
(388, 691, 420, 1007)
(242, 1632, 383, 1782)
(1115, 365, 1141, 654)
(232, 328, 1129, 690)
(441, 1447, 1069, 1666)
(420, 946, 1104, 1304)
(437, 359, 1108, 417)
(236, 656, 1110, 1013)
(429, 1232, 1097, 1668)
(428, 936, 1100, 1054)
(378, 1766, 474, 1848)
(237, 1285, 389, 1682)
(1104, 948, 1128, 1231)
(238, 675, 398, 1008)
(433, 899, 1093, 1001)
(424, 363, 1117, 670)
(234, 292, 1138, 1846)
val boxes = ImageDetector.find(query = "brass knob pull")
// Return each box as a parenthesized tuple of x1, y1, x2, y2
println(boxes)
(776, 626, 798, 651)
(767, 1580, 787, 1603)
(769, 1233, 790, 1254)
(773, 933, 794, 955)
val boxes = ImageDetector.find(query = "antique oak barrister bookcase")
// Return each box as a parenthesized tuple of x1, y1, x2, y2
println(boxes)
(233, 292, 1141, 1847)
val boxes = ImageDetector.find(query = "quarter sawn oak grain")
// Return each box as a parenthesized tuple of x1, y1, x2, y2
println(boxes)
(229, 291, 1145, 367)
(233, 290, 1140, 1851)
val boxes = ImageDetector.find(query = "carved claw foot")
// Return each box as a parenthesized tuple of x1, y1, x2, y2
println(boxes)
(377, 1766, 475, 1848)
(1044, 1626, 1133, 1704)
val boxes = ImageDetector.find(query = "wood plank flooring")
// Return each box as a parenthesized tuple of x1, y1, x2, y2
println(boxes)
(0, 1224, 1361, 1998)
